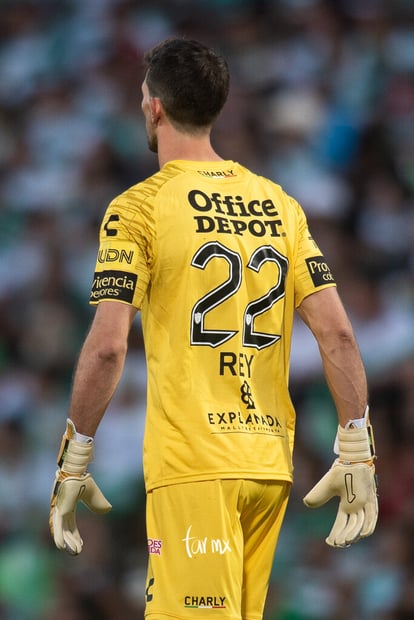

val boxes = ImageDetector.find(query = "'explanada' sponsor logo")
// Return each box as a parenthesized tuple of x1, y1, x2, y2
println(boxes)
(90, 269, 137, 303)
(184, 595, 226, 609)
(207, 410, 283, 435)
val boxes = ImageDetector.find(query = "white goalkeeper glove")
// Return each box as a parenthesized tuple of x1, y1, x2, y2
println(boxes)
(303, 409, 378, 548)
(49, 419, 112, 555)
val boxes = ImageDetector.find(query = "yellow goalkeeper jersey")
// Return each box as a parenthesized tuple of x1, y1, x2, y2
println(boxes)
(90, 160, 336, 491)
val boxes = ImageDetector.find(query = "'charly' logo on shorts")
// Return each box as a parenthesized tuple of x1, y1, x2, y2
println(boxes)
(184, 595, 226, 609)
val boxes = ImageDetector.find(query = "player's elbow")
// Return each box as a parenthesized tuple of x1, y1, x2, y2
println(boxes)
(333, 327, 358, 350)
(318, 324, 359, 357)
(96, 337, 128, 366)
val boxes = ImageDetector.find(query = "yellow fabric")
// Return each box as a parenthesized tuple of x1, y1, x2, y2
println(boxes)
(145, 479, 290, 620)
(90, 160, 336, 491)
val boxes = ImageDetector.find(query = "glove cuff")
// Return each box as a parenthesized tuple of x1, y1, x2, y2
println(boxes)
(57, 419, 94, 475)
(337, 423, 376, 464)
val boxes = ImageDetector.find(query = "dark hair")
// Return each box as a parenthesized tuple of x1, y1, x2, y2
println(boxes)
(143, 37, 229, 130)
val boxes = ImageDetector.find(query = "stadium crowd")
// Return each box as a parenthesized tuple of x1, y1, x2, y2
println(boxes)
(0, 0, 414, 618)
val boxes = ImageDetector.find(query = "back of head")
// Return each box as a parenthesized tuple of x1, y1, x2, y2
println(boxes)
(143, 37, 230, 131)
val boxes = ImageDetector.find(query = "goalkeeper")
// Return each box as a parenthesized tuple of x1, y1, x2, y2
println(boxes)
(49, 37, 378, 620)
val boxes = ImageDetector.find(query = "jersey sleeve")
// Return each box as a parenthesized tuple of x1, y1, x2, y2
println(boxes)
(89, 192, 152, 309)
(292, 198, 336, 308)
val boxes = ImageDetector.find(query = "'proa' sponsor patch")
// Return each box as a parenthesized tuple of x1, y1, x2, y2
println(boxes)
(305, 256, 335, 287)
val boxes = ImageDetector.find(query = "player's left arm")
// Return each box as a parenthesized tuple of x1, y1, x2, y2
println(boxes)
(297, 287, 367, 426)
(297, 287, 378, 548)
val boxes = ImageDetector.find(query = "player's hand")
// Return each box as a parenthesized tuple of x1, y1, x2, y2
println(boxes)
(303, 459, 378, 547)
(50, 470, 112, 554)
(49, 419, 112, 555)
(303, 415, 378, 548)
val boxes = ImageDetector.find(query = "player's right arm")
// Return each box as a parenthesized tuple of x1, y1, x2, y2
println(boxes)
(50, 186, 148, 555)
(67, 300, 137, 436)
(49, 300, 137, 554)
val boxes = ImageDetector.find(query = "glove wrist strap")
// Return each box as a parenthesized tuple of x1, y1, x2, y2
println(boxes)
(337, 423, 376, 464)
(57, 419, 94, 475)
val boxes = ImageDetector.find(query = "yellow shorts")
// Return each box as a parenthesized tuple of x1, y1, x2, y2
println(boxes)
(144, 479, 290, 620)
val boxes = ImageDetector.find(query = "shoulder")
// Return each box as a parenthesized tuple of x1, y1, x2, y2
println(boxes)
(242, 167, 303, 206)
(112, 165, 185, 210)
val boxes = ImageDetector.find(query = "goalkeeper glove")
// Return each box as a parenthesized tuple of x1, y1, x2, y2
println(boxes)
(49, 419, 112, 555)
(303, 410, 378, 548)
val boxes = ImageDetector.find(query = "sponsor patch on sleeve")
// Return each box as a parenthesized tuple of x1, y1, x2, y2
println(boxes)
(90, 269, 137, 304)
(305, 256, 335, 287)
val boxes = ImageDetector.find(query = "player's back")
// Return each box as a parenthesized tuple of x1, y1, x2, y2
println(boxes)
(93, 160, 334, 490)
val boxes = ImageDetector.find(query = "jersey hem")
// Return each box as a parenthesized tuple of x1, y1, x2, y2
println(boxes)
(295, 282, 336, 309)
(89, 298, 140, 309)
(145, 471, 293, 492)
(146, 612, 241, 620)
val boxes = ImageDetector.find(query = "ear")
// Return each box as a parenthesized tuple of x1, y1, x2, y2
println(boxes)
(150, 97, 163, 125)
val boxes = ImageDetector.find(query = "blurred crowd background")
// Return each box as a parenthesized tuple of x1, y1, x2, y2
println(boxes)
(0, 0, 414, 618)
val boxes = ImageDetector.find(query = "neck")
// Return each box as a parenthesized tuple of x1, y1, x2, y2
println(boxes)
(156, 124, 223, 168)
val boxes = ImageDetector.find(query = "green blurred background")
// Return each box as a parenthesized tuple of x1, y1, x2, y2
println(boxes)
(1, 1, 414, 618)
